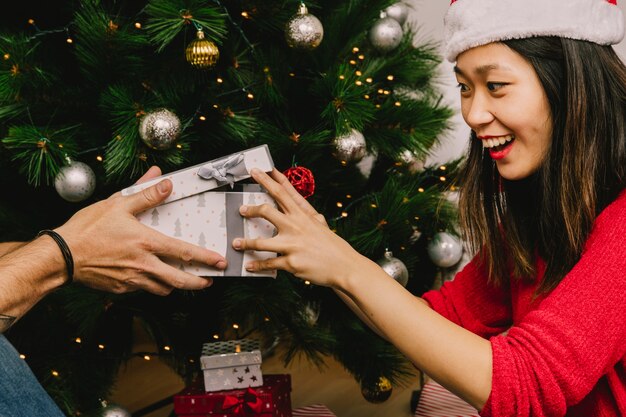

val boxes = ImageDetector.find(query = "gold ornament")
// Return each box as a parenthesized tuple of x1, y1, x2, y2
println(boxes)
(185, 30, 219, 69)
(361, 376, 393, 403)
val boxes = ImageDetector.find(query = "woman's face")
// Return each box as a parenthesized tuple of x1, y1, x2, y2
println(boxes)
(454, 42, 552, 180)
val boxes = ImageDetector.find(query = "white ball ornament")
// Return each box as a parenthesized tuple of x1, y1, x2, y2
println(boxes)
(369, 16, 403, 53)
(377, 250, 409, 287)
(384, 3, 409, 26)
(285, 3, 324, 50)
(427, 232, 463, 268)
(138, 108, 181, 150)
(54, 160, 96, 203)
(332, 129, 367, 163)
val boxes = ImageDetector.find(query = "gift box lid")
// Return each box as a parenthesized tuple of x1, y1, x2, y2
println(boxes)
(121, 144, 274, 204)
(201, 339, 262, 370)
(173, 374, 292, 415)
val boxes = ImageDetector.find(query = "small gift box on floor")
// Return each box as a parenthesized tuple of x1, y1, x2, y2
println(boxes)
(173, 374, 292, 417)
(201, 339, 263, 392)
(121, 145, 277, 277)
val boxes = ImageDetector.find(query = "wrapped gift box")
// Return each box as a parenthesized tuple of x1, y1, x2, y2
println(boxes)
(122, 145, 277, 278)
(201, 339, 263, 392)
(174, 374, 292, 417)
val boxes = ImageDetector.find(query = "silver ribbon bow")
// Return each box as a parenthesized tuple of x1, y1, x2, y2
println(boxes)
(197, 153, 247, 187)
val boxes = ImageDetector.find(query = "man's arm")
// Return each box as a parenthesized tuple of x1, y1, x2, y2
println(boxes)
(0, 242, 27, 258)
(0, 237, 67, 332)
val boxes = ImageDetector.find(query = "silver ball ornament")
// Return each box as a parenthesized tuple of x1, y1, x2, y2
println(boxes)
(285, 4, 324, 50)
(96, 401, 131, 417)
(399, 150, 425, 174)
(138, 108, 181, 150)
(369, 17, 403, 53)
(333, 129, 367, 163)
(377, 250, 409, 287)
(427, 232, 463, 268)
(384, 3, 409, 26)
(54, 161, 96, 203)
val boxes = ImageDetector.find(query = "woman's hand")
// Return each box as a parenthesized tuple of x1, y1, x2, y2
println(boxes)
(232, 168, 368, 289)
(56, 166, 227, 295)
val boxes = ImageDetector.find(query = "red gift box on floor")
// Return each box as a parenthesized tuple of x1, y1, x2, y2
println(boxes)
(174, 374, 292, 417)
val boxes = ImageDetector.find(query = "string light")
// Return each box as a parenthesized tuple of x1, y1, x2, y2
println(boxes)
(371, 203, 377, 208)
(364, 94, 370, 99)
(439, 176, 446, 182)
(98, 344, 105, 350)
(164, 346, 171, 351)
(387, 75, 394, 81)
(246, 92, 254, 99)
(213, 334, 220, 339)
(217, 77, 223, 83)
(19, 354, 26, 360)
(28, 19, 35, 25)
(336, 202, 343, 208)
(176, 144, 183, 149)
(304, 280, 311, 285)
(51, 370, 59, 377)
(3, 54, 9, 60)
(66, 37, 73, 44)
(339, 75, 345, 80)
(199, 115, 206, 121)
(341, 212, 348, 217)
(355, 80, 363, 86)
(355, 70, 362, 76)
(264, 317, 270, 322)
(394, 101, 401, 107)
(143, 355, 151, 361)
(418, 187, 425, 192)
(346, 194, 352, 199)
(365, 77, 373, 83)
(241, 11, 250, 18)
(232, 323, 240, 329)
(377, 89, 384, 94)
(213, 104, 219, 108)
(75, 337, 82, 343)
(134, 22, 142, 29)
(352, 47, 359, 53)
(349, 60, 357, 65)
(358, 54, 365, 60)
(289, 72, 295, 77)
(96, 156, 103, 162)
(440, 165, 447, 170)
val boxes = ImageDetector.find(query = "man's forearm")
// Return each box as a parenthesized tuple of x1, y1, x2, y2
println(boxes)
(0, 242, 27, 258)
(0, 237, 67, 331)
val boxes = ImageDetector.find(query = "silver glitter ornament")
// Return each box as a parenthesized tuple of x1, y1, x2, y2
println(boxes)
(369, 16, 403, 53)
(332, 128, 367, 163)
(427, 232, 463, 268)
(96, 400, 131, 417)
(54, 160, 96, 203)
(285, 3, 324, 50)
(384, 3, 409, 26)
(138, 108, 181, 150)
(377, 250, 409, 287)
(399, 149, 425, 174)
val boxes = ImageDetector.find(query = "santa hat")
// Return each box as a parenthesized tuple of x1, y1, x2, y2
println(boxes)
(444, 0, 625, 62)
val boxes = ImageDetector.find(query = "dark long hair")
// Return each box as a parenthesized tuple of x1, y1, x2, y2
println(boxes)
(457, 37, 626, 293)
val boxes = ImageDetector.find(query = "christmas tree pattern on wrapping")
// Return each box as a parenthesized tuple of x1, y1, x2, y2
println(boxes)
(135, 191, 276, 277)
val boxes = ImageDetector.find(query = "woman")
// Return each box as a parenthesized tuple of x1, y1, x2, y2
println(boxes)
(233, 0, 626, 415)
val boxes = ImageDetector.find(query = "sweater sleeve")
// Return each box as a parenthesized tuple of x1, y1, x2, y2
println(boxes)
(422, 253, 512, 339)
(480, 194, 626, 417)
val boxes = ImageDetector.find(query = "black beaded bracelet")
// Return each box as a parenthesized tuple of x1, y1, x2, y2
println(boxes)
(37, 229, 74, 286)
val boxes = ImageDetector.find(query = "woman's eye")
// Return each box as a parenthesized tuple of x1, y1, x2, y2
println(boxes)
(487, 82, 507, 92)
(457, 83, 469, 92)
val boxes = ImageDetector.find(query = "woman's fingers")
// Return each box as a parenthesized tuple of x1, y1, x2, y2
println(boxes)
(249, 169, 299, 213)
(239, 202, 287, 229)
(268, 169, 317, 216)
(232, 236, 282, 253)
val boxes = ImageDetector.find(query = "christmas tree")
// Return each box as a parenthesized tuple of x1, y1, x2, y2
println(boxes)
(0, 0, 461, 414)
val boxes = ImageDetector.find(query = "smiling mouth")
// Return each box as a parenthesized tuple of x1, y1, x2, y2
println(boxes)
(481, 134, 515, 151)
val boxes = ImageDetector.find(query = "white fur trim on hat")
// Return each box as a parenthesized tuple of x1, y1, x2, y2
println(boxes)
(444, 0, 625, 62)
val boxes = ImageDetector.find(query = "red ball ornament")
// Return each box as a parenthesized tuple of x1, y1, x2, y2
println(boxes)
(283, 166, 315, 198)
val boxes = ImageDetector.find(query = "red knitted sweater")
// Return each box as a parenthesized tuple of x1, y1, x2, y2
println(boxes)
(422, 190, 626, 417)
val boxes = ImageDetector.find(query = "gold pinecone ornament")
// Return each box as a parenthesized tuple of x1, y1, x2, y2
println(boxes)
(185, 30, 219, 69)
